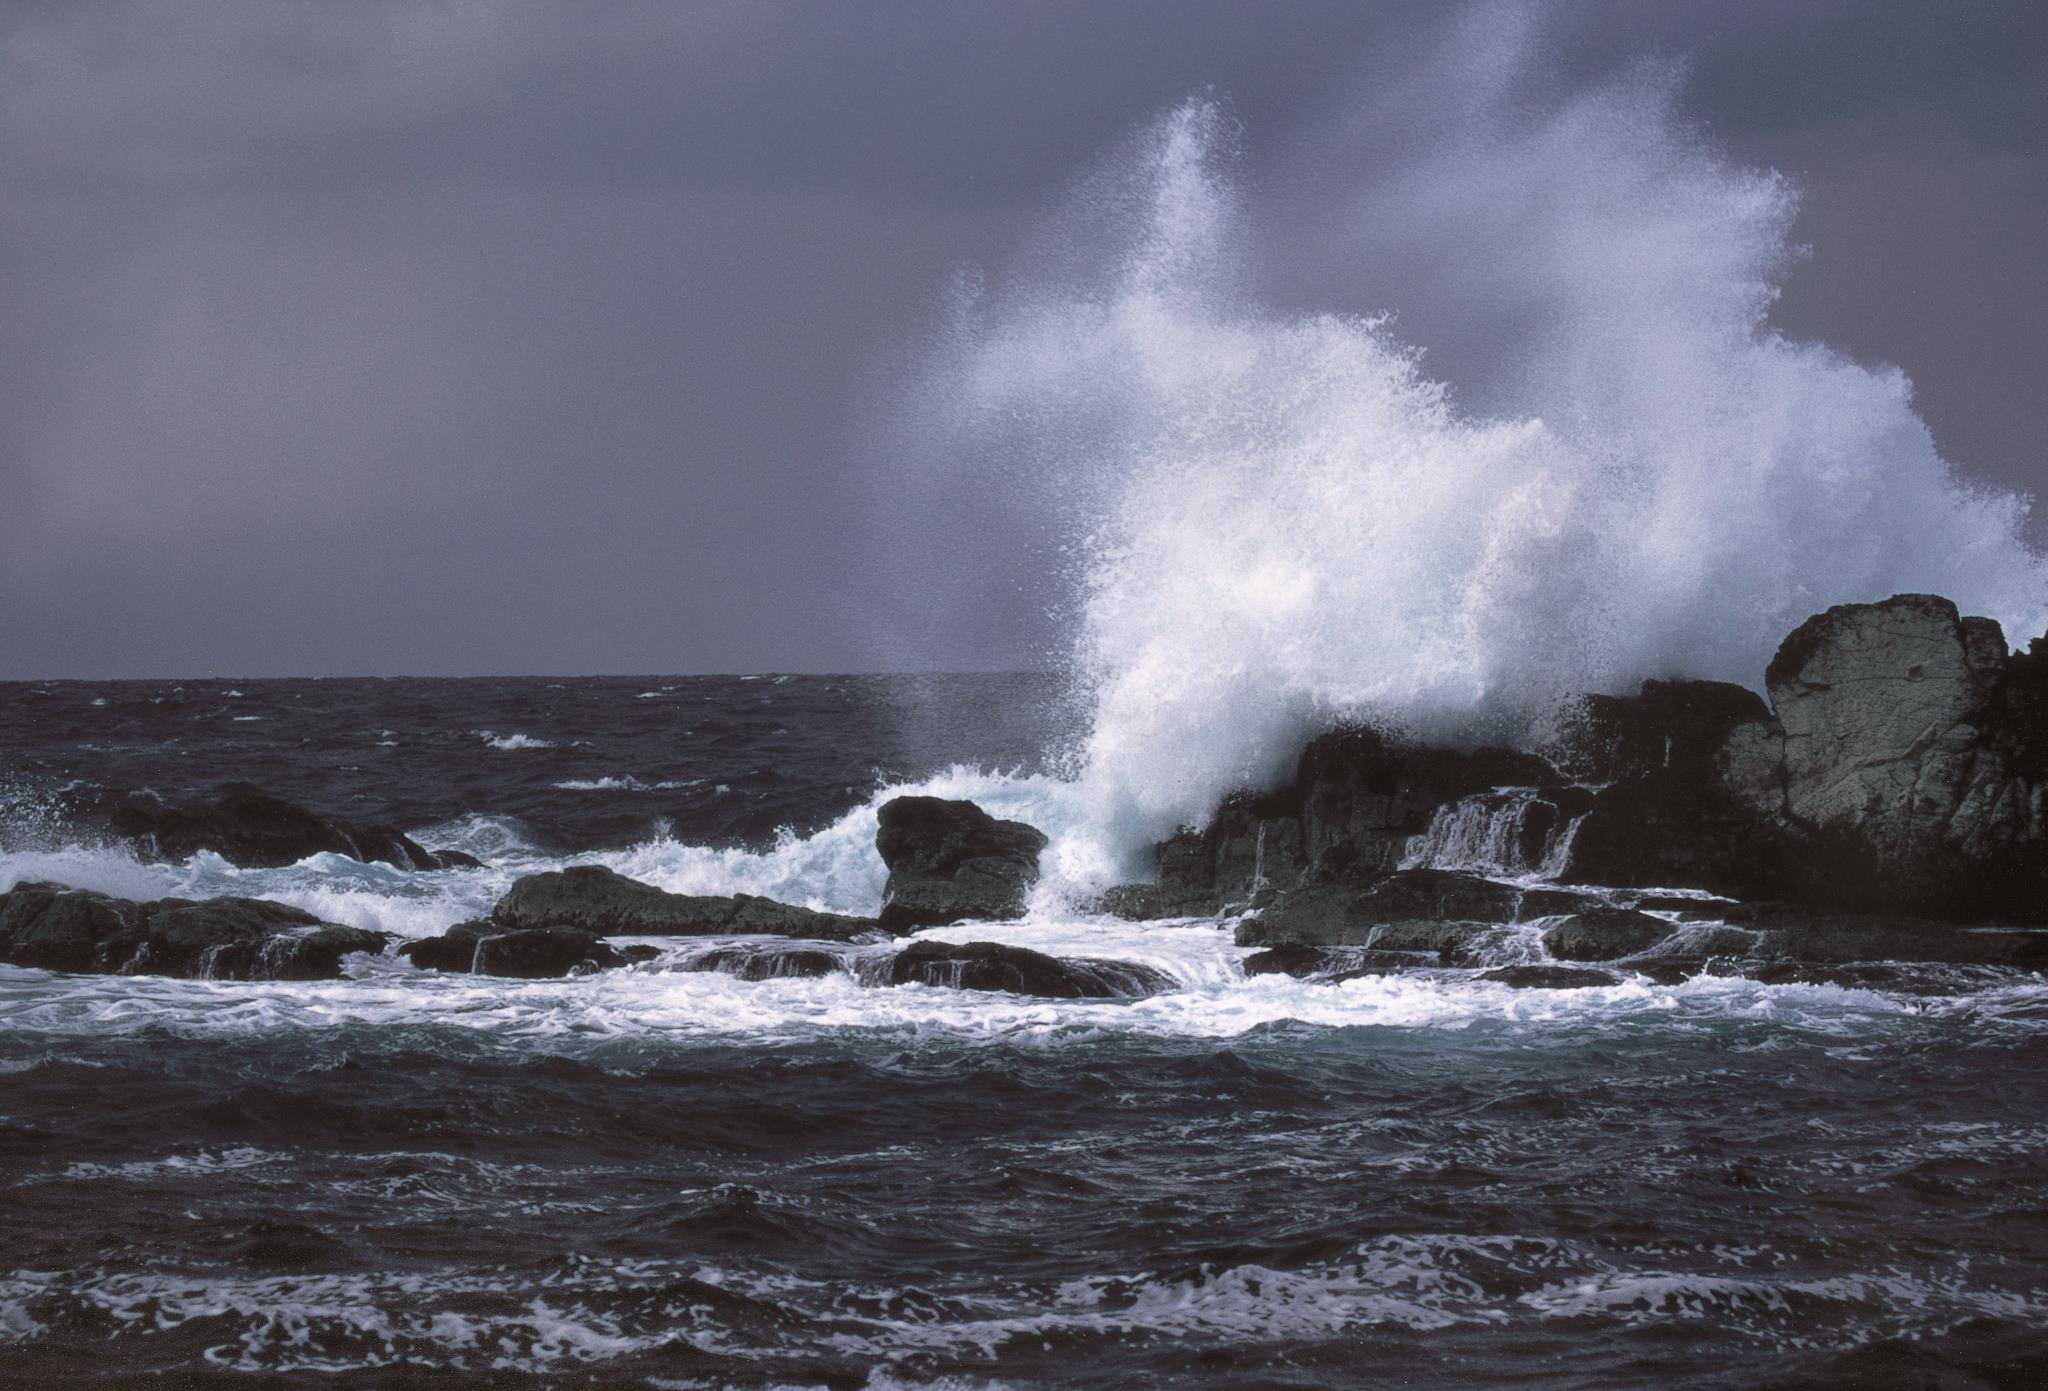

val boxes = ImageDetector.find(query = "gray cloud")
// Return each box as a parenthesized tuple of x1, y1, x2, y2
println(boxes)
(1, 0, 2041, 676)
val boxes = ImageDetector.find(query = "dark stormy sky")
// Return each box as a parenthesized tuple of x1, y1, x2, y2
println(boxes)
(3, 1, 2043, 678)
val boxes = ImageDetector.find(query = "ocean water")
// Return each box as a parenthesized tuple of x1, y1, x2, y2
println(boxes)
(3, 677, 2047, 1390)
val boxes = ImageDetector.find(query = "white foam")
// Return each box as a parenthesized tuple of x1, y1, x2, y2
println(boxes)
(905, 59, 2048, 884)
(474, 731, 555, 751)
(552, 777, 695, 792)
(0, 923, 2000, 1049)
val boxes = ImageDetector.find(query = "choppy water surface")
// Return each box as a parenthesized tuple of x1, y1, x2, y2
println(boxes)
(3, 678, 2046, 1389)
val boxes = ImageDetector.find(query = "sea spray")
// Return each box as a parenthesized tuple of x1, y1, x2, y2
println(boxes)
(910, 43, 2047, 889)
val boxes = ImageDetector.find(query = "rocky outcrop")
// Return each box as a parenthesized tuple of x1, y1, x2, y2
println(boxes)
(1171, 593, 2048, 932)
(105, 783, 445, 871)
(1555, 595, 2048, 917)
(0, 881, 386, 979)
(1480, 965, 1622, 989)
(491, 865, 879, 940)
(886, 939, 1173, 999)
(874, 797, 1047, 930)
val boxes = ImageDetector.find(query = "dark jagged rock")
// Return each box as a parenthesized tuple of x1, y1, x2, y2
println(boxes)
(1546, 678, 1780, 786)
(874, 797, 1047, 930)
(1541, 909, 1677, 962)
(427, 848, 486, 870)
(1337, 868, 1527, 923)
(491, 865, 878, 940)
(886, 939, 1173, 999)
(400, 921, 628, 977)
(1199, 789, 1307, 905)
(107, 782, 438, 870)
(1480, 965, 1622, 989)
(0, 881, 387, 979)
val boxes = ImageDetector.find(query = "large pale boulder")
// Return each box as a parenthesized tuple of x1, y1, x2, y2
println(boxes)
(1766, 595, 2031, 876)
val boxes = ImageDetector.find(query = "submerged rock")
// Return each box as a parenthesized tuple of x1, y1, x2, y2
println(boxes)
(874, 797, 1047, 930)
(1479, 965, 1622, 989)
(400, 921, 637, 977)
(492, 865, 878, 940)
(1241, 945, 1434, 981)
(886, 939, 1172, 999)
(0, 881, 387, 979)
(106, 782, 440, 871)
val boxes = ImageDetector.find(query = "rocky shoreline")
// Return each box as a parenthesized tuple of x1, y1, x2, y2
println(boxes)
(4, 593, 2045, 1000)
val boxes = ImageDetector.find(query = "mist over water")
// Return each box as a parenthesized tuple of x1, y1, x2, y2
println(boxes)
(909, 21, 2048, 882)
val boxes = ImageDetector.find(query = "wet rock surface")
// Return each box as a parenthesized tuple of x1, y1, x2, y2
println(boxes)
(1241, 945, 1437, 981)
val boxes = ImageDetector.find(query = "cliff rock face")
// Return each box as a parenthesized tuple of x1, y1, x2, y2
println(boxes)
(1553, 596, 2048, 915)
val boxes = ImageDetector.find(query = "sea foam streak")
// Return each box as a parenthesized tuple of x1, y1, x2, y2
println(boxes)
(905, 27, 2046, 886)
